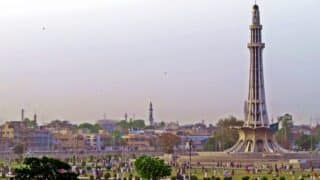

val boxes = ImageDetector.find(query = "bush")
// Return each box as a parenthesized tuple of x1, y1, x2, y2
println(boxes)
(134, 156, 171, 179)
(171, 176, 176, 180)
(279, 177, 285, 180)
(214, 177, 221, 180)
(242, 176, 250, 180)
(104, 172, 111, 180)
(261, 176, 268, 180)
(223, 177, 232, 180)
(191, 175, 198, 180)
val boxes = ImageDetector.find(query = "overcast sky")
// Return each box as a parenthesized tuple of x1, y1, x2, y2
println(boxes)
(0, 0, 319, 125)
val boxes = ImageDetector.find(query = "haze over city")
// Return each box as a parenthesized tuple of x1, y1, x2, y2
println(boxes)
(0, 0, 319, 124)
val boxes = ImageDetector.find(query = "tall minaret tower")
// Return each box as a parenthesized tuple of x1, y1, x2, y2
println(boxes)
(245, 4, 269, 128)
(149, 102, 154, 126)
(21, 108, 25, 121)
(33, 113, 37, 124)
(226, 4, 287, 153)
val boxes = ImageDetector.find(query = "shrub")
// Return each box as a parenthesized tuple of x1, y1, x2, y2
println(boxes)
(104, 172, 111, 180)
(134, 156, 171, 180)
(242, 176, 250, 180)
(191, 175, 198, 180)
(261, 176, 268, 180)
(215, 177, 221, 180)
(223, 177, 232, 180)
(171, 176, 176, 180)
(89, 175, 94, 180)
(279, 177, 285, 180)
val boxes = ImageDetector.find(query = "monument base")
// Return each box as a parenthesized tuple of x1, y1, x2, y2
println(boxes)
(226, 127, 289, 153)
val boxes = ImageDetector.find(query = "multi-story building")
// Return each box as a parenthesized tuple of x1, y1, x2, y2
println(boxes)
(85, 134, 103, 151)
(122, 133, 155, 151)
(25, 127, 54, 151)
(45, 120, 76, 132)
(52, 130, 86, 151)
(1, 121, 28, 149)
(1, 121, 54, 151)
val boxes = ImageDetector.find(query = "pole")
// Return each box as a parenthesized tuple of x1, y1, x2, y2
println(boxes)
(189, 140, 192, 180)
(310, 117, 313, 168)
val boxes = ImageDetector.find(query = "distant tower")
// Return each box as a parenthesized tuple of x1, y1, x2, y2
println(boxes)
(149, 102, 154, 126)
(124, 113, 128, 121)
(21, 108, 25, 121)
(34, 113, 37, 124)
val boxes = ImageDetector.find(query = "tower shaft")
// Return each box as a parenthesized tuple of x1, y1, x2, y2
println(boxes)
(245, 5, 269, 128)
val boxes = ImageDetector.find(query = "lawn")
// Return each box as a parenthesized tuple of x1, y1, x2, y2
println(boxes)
(170, 168, 314, 180)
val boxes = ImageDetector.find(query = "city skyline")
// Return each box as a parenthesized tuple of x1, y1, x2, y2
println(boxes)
(0, 0, 319, 124)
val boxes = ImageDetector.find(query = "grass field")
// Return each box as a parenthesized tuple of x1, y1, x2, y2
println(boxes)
(170, 168, 315, 180)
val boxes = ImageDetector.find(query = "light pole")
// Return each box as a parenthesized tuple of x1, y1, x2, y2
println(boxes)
(185, 139, 192, 180)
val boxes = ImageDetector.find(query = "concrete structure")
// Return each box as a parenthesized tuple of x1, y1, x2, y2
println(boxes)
(123, 133, 155, 151)
(85, 134, 103, 151)
(226, 4, 287, 153)
(26, 128, 54, 151)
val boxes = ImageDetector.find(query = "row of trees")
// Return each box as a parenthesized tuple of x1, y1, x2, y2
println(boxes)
(14, 155, 171, 180)
(15, 157, 78, 180)
(117, 119, 146, 129)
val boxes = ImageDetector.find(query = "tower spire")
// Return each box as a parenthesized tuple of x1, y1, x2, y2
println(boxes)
(21, 108, 25, 121)
(149, 102, 154, 126)
(245, 4, 268, 128)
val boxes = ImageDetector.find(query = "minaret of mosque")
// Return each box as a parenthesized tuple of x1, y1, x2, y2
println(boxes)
(245, 4, 269, 128)
(149, 102, 154, 126)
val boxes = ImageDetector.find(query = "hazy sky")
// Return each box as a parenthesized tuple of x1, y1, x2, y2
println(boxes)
(0, 0, 319, 125)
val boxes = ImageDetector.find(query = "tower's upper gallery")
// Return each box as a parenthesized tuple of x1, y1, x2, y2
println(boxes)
(252, 4, 261, 25)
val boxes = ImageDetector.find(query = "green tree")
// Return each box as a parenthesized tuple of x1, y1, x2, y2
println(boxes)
(112, 130, 123, 146)
(24, 118, 37, 128)
(276, 113, 294, 149)
(295, 134, 313, 150)
(134, 156, 171, 180)
(158, 133, 180, 153)
(205, 116, 243, 151)
(78, 123, 102, 133)
(117, 119, 146, 129)
(15, 157, 78, 180)
(204, 137, 217, 151)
